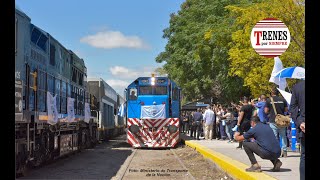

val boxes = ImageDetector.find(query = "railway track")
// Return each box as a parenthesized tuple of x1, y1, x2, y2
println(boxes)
(114, 147, 196, 180)
(19, 134, 232, 180)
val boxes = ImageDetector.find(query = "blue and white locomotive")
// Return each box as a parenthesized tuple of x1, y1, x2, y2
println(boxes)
(126, 74, 181, 148)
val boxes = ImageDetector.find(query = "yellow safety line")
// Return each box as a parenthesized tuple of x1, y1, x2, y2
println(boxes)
(184, 140, 277, 180)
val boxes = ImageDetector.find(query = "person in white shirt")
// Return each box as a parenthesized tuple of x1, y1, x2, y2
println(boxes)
(203, 105, 215, 140)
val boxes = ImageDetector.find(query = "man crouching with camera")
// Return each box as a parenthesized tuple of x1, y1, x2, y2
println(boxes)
(234, 116, 282, 172)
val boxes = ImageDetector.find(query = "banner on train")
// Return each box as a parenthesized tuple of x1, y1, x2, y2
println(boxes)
(84, 103, 90, 123)
(47, 92, 59, 125)
(67, 97, 75, 122)
(141, 104, 166, 119)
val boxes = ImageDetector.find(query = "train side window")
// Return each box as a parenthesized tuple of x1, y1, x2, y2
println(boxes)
(55, 79, 61, 113)
(61, 81, 67, 114)
(173, 87, 179, 100)
(37, 70, 46, 112)
(129, 88, 137, 100)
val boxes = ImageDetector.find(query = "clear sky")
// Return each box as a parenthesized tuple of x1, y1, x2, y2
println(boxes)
(15, 0, 185, 95)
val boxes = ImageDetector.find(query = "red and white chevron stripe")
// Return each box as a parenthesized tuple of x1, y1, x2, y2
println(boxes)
(127, 118, 180, 148)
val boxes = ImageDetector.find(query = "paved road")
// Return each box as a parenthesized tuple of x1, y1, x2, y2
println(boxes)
(19, 135, 133, 180)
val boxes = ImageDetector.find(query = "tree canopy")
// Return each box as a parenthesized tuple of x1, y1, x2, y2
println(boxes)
(227, 0, 305, 96)
(156, 0, 305, 104)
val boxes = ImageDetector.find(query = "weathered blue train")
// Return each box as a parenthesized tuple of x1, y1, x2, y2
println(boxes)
(15, 8, 125, 176)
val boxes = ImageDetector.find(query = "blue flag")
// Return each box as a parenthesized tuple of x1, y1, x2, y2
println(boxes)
(118, 103, 126, 117)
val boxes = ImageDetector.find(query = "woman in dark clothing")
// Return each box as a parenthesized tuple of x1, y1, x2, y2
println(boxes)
(236, 97, 253, 149)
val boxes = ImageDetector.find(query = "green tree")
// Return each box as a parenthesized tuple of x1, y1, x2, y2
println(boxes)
(157, 0, 249, 104)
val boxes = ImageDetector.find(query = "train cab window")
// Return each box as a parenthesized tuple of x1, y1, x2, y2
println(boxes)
(139, 86, 152, 95)
(154, 86, 167, 95)
(129, 88, 137, 100)
(31, 26, 41, 44)
(37, 34, 48, 52)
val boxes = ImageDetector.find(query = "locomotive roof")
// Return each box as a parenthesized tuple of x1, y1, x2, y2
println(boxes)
(47, 33, 70, 53)
(127, 76, 180, 88)
(15, 7, 31, 21)
(134, 76, 169, 80)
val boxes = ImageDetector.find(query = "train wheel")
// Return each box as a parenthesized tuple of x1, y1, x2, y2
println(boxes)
(31, 144, 44, 167)
(80, 130, 88, 149)
(16, 150, 28, 177)
(31, 132, 50, 167)
(16, 163, 28, 177)
(83, 129, 91, 148)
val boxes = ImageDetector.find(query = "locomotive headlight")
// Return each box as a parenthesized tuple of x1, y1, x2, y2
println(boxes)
(129, 125, 139, 133)
(151, 77, 155, 86)
(168, 125, 178, 134)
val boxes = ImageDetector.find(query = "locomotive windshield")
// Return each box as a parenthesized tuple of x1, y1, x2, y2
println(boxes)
(140, 86, 152, 95)
(154, 86, 167, 95)
(139, 86, 167, 95)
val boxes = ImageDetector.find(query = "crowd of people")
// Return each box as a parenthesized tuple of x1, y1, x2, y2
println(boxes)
(180, 84, 305, 178)
(180, 92, 282, 146)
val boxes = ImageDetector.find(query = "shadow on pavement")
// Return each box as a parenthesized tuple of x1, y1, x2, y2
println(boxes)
(287, 154, 301, 157)
(180, 133, 195, 141)
(263, 168, 292, 172)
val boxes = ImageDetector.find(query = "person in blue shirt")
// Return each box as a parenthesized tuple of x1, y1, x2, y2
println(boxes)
(255, 94, 269, 123)
(234, 116, 282, 172)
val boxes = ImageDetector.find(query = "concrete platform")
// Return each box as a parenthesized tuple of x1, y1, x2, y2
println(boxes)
(180, 133, 301, 180)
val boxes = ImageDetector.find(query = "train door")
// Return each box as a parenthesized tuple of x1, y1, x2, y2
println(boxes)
(171, 83, 180, 118)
